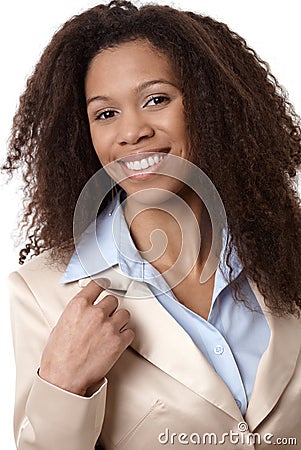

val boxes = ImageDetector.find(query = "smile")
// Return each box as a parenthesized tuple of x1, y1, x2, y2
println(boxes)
(117, 151, 170, 180)
(124, 154, 166, 171)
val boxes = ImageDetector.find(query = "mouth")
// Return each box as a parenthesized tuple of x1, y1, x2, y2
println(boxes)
(116, 149, 171, 180)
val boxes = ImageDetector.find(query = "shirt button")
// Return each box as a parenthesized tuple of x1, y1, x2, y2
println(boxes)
(214, 344, 224, 355)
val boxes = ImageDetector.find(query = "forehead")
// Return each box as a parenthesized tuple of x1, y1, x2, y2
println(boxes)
(85, 39, 178, 94)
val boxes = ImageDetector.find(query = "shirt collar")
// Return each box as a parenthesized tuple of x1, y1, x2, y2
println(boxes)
(60, 193, 121, 284)
(61, 189, 243, 291)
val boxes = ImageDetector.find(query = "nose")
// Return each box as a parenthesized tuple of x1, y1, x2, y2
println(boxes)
(117, 109, 154, 145)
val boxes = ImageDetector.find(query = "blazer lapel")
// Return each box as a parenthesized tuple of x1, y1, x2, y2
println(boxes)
(81, 266, 243, 422)
(245, 279, 301, 431)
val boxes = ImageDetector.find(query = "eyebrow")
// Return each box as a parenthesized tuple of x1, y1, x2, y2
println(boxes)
(86, 79, 178, 106)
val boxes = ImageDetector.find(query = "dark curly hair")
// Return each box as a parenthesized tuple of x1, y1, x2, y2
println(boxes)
(2, 0, 301, 316)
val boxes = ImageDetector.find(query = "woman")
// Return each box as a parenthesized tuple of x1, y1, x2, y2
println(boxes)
(3, 1, 301, 449)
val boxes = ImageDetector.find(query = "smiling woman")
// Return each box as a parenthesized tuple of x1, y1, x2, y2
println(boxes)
(2, 1, 301, 449)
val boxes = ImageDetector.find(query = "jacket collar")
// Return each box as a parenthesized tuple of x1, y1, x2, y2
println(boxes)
(245, 280, 301, 431)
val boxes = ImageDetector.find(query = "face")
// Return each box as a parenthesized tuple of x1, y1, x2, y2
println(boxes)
(85, 39, 191, 205)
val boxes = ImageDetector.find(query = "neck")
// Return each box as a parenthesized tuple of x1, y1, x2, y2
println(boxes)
(122, 187, 213, 285)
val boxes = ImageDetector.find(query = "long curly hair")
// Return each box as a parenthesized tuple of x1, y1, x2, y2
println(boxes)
(3, 0, 301, 316)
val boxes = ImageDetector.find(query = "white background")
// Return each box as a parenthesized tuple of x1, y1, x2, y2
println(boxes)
(1, 1, 300, 447)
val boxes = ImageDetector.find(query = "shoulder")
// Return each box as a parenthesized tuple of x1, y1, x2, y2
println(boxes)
(18, 248, 67, 275)
(9, 249, 80, 326)
(9, 249, 66, 291)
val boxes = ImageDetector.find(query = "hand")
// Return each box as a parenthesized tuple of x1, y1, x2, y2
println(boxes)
(39, 280, 135, 396)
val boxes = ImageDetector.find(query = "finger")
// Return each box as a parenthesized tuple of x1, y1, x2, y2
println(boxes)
(95, 294, 119, 316)
(120, 328, 135, 345)
(111, 308, 131, 330)
(75, 279, 110, 305)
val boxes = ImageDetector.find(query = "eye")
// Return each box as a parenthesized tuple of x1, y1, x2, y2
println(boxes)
(95, 109, 118, 121)
(145, 95, 170, 107)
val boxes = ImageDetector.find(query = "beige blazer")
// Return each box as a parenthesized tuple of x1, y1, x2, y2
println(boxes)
(9, 250, 301, 450)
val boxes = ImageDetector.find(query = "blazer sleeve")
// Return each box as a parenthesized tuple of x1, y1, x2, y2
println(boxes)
(8, 271, 107, 450)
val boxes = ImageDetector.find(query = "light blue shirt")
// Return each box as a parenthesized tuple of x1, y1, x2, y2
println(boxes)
(61, 189, 270, 416)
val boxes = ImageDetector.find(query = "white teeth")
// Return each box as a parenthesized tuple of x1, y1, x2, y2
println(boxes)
(140, 158, 149, 169)
(125, 154, 165, 171)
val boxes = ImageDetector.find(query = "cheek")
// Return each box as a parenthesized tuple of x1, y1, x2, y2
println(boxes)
(160, 107, 187, 142)
(174, 109, 188, 139)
